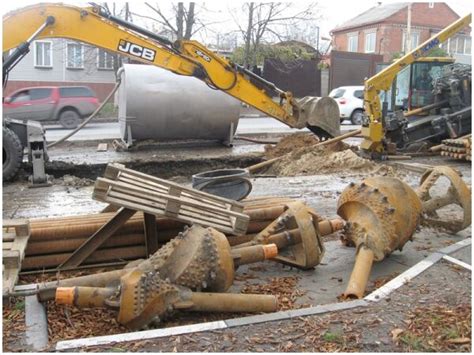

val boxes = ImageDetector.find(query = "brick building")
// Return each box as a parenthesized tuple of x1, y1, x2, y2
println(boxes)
(330, 2, 471, 63)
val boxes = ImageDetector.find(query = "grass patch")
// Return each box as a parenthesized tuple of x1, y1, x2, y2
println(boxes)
(14, 299, 25, 311)
(322, 331, 343, 343)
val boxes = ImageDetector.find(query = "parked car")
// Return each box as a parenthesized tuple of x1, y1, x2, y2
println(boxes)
(3, 86, 99, 129)
(329, 86, 365, 125)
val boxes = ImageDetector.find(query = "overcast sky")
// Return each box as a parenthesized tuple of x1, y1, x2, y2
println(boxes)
(2, 1, 472, 47)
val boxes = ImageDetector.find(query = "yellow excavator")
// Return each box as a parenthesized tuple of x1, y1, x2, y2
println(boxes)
(3, 2, 340, 138)
(2, 3, 471, 181)
(361, 13, 472, 157)
(2, 2, 341, 182)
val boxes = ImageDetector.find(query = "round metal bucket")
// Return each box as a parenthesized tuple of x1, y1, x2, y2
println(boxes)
(192, 169, 252, 201)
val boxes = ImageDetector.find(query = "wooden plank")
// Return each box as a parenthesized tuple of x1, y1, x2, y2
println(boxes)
(3, 219, 30, 296)
(144, 213, 159, 255)
(3, 242, 13, 250)
(106, 189, 234, 227)
(58, 208, 135, 270)
(98, 178, 247, 219)
(104, 163, 244, 209)
(3, 219, 30, 237)
(107, 187, 235, 224)
(2, 232, 16, 242)
(165, 186, 182, 217)
(101, 195, 238, 235)
(3, 267, 19, 296)
(3, 249, 20, 268)
(117, 174, 228, 210)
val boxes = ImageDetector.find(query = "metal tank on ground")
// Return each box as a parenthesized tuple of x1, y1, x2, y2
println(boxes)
(117, 64, 241, 146)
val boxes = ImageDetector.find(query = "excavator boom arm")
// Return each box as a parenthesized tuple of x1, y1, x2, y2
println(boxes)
(3, 3, 300, 127)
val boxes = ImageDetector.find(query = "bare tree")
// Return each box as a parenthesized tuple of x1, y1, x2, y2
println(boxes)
(131, 2, 197, 41)
(231, 2, 322, 67)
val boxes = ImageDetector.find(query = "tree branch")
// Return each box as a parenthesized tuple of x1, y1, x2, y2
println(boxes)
(144, 2, 177, 34)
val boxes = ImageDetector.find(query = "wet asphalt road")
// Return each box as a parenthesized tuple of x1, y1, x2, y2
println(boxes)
(44, 117, 360, 142)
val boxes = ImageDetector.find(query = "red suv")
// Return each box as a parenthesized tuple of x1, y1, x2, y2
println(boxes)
(3, 86, 100, 129)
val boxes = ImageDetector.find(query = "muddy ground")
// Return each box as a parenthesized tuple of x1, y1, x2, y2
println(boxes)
(2, 135, 472, 352)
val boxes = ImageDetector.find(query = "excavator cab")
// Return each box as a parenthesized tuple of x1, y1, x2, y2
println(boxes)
(391, 57, 455, 113)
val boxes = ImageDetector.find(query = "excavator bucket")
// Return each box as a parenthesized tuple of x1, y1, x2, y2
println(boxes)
(297, 96, 341, 139)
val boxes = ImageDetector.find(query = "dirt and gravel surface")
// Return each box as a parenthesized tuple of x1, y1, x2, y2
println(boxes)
(48, 259, 471, 353)
(2, 133, 471, 352)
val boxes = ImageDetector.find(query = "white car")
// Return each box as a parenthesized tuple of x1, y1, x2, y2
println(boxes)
(329, 86, 365, 125)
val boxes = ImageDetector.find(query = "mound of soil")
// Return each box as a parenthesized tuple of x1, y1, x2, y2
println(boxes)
(267, 143, 397, 177)
(265, 133, 319, 159)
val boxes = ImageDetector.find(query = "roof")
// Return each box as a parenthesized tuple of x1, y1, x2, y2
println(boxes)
(332, 2, 409, 32)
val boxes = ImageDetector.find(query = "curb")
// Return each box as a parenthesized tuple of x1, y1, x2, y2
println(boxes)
(54, 238, 471, 350)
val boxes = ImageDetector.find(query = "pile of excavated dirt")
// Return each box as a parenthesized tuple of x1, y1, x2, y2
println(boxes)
(266, 142, 398, 177)
(264, 133, 319, 159)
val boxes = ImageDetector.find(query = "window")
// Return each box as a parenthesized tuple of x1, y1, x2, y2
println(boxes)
(34, 41, 52, 67)
(67, 43, 84, 69)
(455, 37, 465, 54)
(29, 88, 52, 100)
(429, 2, 434, 8)
(59, 87, 95, 98)
(402, 32, 420, 52)
(97, 49, 115, 70)
(442, 36, 471, 55)
(449, 37, 456, 53)
(353, 90, 364, 100)
(465, 37, 471, 54)
(11, 90, 31, 103)
(347, 35, 358, 52)
(365, 32, 376, 53)
(329, 88, 345, 99)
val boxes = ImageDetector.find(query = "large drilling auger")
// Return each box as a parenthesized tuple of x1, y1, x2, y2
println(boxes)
(38, 224, 278, 301)
(56, 269, 277, 330)
(337, 166, 471, 299)
(233, 201, 345, 269)
(417, 166, 471, 233)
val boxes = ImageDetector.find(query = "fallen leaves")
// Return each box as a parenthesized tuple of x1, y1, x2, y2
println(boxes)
(391, 328, 404, 340)
(240, 276, 308, 310)
(3, 297, 27, 352)
(46, 301, 127, 344)
(396, 303, 471, 352)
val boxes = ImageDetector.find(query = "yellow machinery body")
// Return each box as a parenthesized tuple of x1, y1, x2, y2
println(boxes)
(361, 13, 472, 154)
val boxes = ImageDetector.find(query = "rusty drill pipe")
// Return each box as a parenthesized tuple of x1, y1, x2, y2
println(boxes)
(28, 205, 282, 243)
(56, 286, 277, 314)
(55, 272, 277, 330)
(244, 206, 286, 221)
(235, 218, 343, 250)
(56, 286, 116, 308)
(342, 246, 375, 299)
(25, 233, 146, 256)
(175, 292, 277, 313)
(29, 215, 186, 242)
(231, 244, 278, 267)
(23, 245, 147, 270)
(38, 269, 126, 302)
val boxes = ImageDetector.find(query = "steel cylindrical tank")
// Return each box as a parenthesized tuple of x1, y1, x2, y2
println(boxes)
(118, 64, 241, 145)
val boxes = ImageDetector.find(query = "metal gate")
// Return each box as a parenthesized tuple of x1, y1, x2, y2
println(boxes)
(329, 51, 383, 90)
(263, 58, 321, 97)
